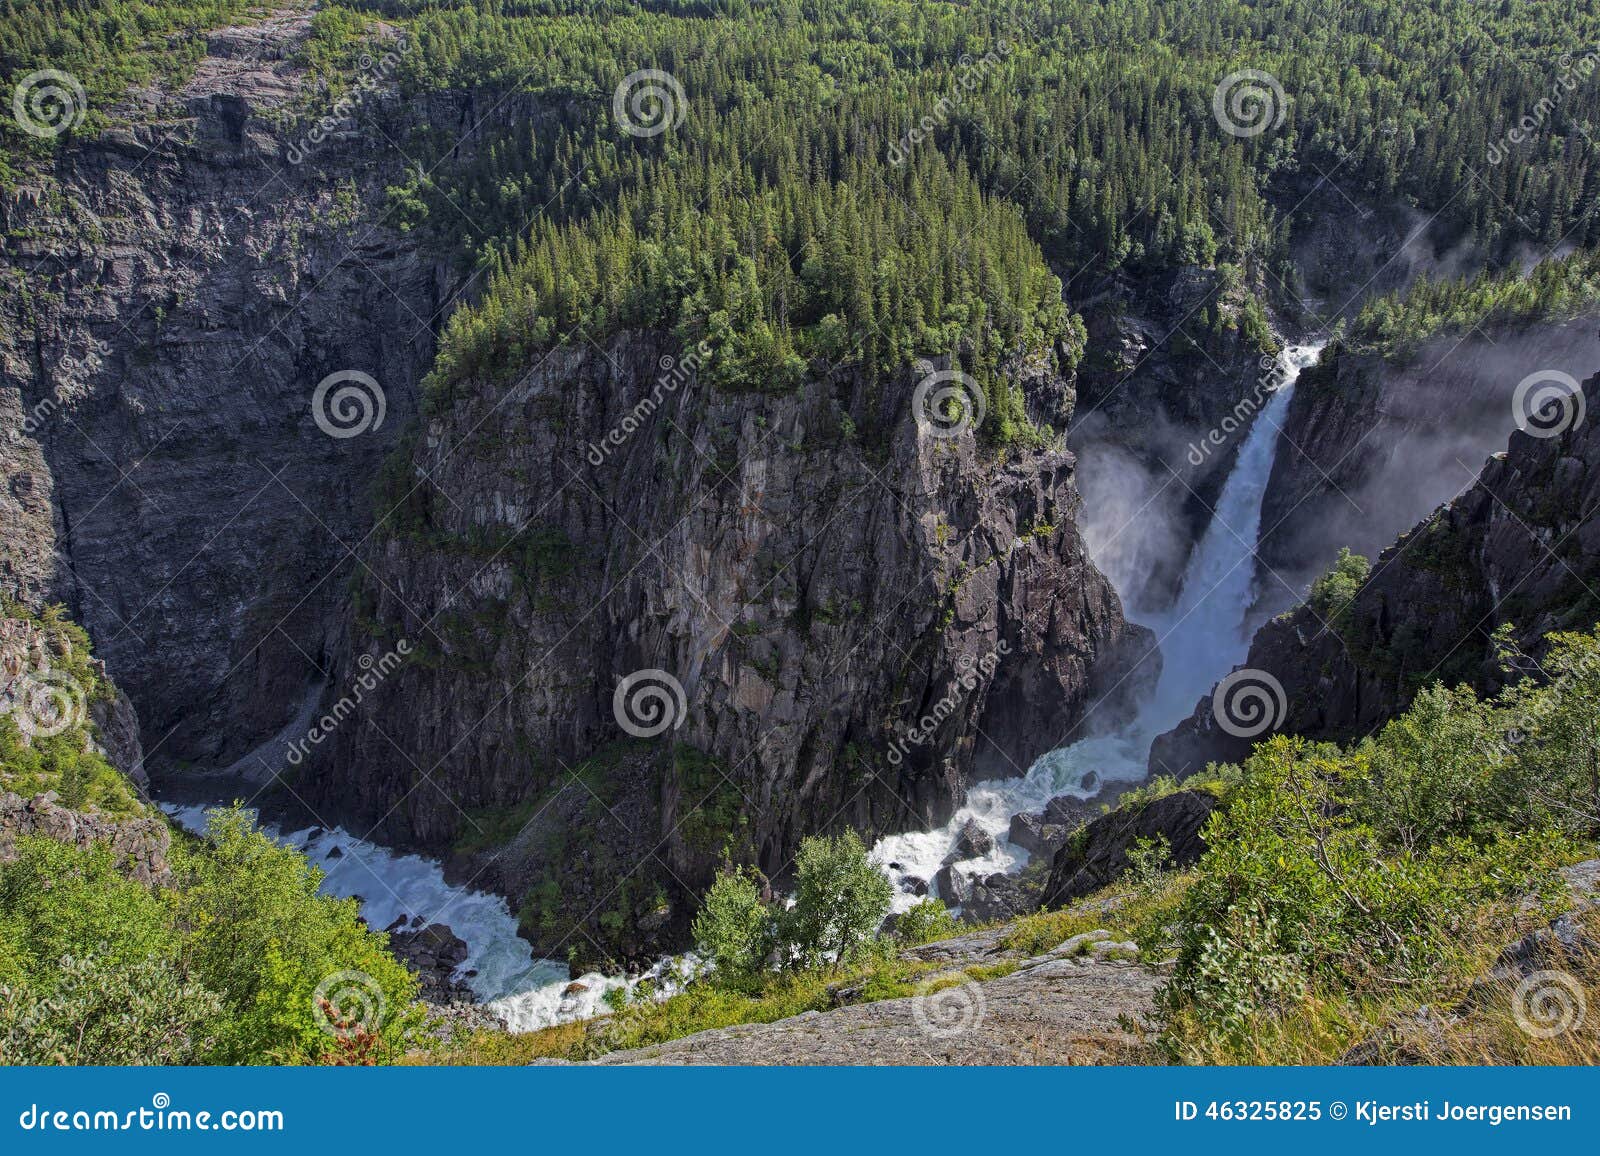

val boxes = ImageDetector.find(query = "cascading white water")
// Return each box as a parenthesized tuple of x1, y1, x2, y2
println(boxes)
(160, 804, 695, 1033)
(156, 346, 1318, 1020)
(870, 343, 1324, 907)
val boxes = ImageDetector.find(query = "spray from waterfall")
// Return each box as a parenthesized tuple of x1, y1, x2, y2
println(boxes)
(870, 344, 1324, 907)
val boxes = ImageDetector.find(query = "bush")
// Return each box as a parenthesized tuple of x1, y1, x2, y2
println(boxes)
(1156, 734, 1566, 1058)
(0, 810, 422, 1064)
(894, 898, 959, 945)
(169, 807, 422, 1063)
(784, 830, 894, 968)
(0, 955, 222, 1065)
(691, 867, 773, 984)
(1306, 547, 1370, 627)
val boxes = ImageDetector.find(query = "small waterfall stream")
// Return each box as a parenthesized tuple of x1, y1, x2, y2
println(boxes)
(869, 343, 1323, 907)
(157, 344, 1321, 1026)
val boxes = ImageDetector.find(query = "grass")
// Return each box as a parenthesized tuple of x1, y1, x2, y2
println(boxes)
(1001, 871, 1194, 957)
(1159, 905, 1600, 1065)
(409, 836, 1596, 1067)
(413, 917, 1033, 1064)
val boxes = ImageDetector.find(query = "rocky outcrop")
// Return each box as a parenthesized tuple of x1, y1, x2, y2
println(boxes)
(1069, 265, 1286, 610)
(1154, 368, 1600, 776)
(0, 15, 448, 773)
(1043, 789, 1219, 905)
(560, 924, 1158, 1065)
(0, 791, 171, 885)
(302, 328, 1153, 965)
(1, 613, 145, 787)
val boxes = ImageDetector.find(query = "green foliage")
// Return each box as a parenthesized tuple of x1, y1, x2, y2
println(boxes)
(1306, 547, 1370, 629)
(690, 830, 893, 982)
(0, 812, 422, 1065)
(1349, 249, 1600, 360)
(169, 807, 422, 1063)
(0, 954, 222, 1065)
(894, 897, 959, 945)
(690, 866, 772, 983)
(0, 601, 140, 817)
(784, 829, 894, 969)
(1152, 618, 1600, 1060)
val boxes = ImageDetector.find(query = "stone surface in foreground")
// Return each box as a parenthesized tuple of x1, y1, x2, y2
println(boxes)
(559, 934, 1160, 1066)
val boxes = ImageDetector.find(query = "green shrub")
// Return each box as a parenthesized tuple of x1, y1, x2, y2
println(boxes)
(1156, 734, 1567, 1058)
(0, 954, 222, 1065)
(1306, 547, 1370, 628)
(784, 830, 894, 968)
(894, 898, 959, 945)
(169, 807, 422, 1063)
(691, 867, 773, 984)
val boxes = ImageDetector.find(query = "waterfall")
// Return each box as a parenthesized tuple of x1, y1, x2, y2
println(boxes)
(869, 343, 1324, 908)
(155, 344, 1321, 1024)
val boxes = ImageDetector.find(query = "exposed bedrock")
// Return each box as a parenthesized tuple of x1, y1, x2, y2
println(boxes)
(300, 333, 1155, 963)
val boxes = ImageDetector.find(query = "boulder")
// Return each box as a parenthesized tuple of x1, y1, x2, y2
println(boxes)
(942, 818, 994, 865)
(1044, 789, 1219, 904)
(962, 873, 1041, 923)
(934, 864, 976, 909)
(389, 922, 473, 1004)
(1008, 811, 1070, 858)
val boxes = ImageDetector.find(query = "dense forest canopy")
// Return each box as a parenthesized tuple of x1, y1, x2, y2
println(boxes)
(4, 0, 1598, 424)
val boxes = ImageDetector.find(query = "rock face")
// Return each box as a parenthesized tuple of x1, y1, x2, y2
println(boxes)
(1258, 321, 1600, 598)
(1069, 266, 1287, 611)
(1043, 789, 1219, 905)
(1153, 368, 1600, 776)
(0, 791, 171, 886)
(302, 326, 1154, 965)
(0, 16, 447, 773)
(1, 613, 145, 787)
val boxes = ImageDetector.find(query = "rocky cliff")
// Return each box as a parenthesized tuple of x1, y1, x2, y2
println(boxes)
(1153, 367, 1600, 775)
(0, 15, 447, 773)
(301, 333, 1155, 965)
(1068, 265, 1283, 612)
(1258, 319, 1600, 598)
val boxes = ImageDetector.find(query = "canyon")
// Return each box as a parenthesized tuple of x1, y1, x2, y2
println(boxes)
(5, 8, 1599, 1036)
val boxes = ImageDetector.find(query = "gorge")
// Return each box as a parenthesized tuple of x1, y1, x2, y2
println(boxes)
(5, 0, 1600, 1066)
